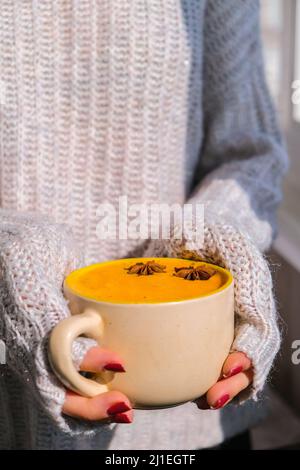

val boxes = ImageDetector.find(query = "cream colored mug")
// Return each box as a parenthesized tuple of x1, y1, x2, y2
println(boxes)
(48, 258, 234, 409)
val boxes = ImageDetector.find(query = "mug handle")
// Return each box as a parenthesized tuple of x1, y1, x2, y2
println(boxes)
(48, 308, 110, 397)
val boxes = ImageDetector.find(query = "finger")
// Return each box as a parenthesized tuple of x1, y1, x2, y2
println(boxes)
(194, 352, 252, 409)
(222, 352, 252, 379)
(195, 352, 252, 409)
(80, 346, 126, 373)
(63, 390, 133, 422)
(206, 369, 254, 409)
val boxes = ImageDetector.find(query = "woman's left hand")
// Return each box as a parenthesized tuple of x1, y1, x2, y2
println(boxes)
(195, 352, 253, 410)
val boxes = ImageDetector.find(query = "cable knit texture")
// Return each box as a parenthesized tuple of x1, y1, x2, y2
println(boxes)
(0, 0, 287, 449)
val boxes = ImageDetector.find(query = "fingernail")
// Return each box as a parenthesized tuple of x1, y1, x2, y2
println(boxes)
(229, 365, 243, 377)
(107, 402, 131, 415)
(104, 363, 126, 372)
(112, 413, 132, 424)
(223, 365, 243, 378)
(211, 394, 230, 410)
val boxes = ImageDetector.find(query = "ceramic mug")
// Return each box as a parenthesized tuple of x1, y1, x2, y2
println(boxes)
(48, 259, 234, 409)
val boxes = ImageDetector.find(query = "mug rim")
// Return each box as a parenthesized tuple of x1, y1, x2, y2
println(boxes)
(64, 257, 234, 307)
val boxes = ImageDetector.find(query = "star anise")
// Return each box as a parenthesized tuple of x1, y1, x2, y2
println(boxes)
(125, 260, 166, 276)
(173, 265, 216, 281)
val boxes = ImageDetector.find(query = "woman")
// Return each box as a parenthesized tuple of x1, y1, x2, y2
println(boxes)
(0, 0, 288, 449)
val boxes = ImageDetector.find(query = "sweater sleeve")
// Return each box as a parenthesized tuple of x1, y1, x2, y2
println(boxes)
(189, 0, 288, 250)
(0, 210, 105, 436)
(145, 0, 288, 400)
(190, 1, 288, 397)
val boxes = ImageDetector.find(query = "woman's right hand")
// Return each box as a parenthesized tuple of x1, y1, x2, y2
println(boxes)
(0, 212, 133, 433)
(62, 346, 133, 424)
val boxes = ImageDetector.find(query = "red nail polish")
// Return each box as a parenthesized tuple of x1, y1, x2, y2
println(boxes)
(211, 394, 230, 409)
(107, 402, 131, 415)
(112, 413, 132, 424)
(104, 363, 126, 372)
(229, 365, 243, 377)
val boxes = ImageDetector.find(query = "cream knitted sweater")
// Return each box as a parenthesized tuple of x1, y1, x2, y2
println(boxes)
(0, 0, 288, 449)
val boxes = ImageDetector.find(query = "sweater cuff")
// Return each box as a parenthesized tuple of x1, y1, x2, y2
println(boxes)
(232, 321, 281, 402)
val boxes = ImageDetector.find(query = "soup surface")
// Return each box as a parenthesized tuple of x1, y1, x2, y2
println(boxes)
(65, 258, 230, 304)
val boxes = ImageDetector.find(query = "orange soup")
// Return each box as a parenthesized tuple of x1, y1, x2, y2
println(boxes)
(65, 258, 230, 304)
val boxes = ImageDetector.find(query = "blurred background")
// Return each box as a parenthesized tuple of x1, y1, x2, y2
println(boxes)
(251, 0, 300, 449)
